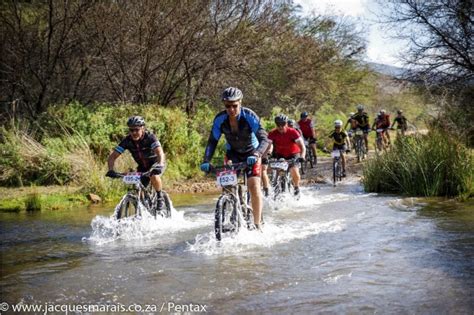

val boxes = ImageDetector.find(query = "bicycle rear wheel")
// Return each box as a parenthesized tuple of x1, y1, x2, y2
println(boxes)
(215, 195, 239, 241)
(114, 195, 138, 220)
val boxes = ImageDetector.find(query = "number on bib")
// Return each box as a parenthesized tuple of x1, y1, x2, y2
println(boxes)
(123, 172, 142, 184)
(216, 170, 238, 187)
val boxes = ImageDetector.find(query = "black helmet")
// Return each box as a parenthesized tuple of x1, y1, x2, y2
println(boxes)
(300, 112, 309, 119)
(397, 110, 403, 114)
(127, 116, 145, 127)
(221, 87, 243, 101)
(275, 114, 288, 125)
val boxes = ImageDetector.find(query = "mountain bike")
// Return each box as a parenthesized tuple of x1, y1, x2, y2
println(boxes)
(210, 163, 254, 241)
(353, 128, 366, 162)
(301, 140, 316, 174)
(269, 158, 298, 200)
(112, 170, 171, 220)
(374, 128, 386, 153)
(331, 150, 344, 187)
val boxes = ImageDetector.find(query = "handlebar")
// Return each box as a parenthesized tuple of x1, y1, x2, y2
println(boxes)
(207, 162, 248, 174)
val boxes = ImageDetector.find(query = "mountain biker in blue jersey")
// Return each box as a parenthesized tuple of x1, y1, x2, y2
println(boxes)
(106, 116, 167, 211)
(200, 87, 270, 230)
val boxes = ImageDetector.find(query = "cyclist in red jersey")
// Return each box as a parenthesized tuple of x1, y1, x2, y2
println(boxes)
(268, 114, 306, 196)
(297, 112, 317, 164)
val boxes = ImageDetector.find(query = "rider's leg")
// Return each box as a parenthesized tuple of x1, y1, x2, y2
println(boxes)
(151, 175, 164, 209)
(248, 176, 262, 226)
(341, 152, 346, 175)
(364, 133, 369, 152)
(151, 174, 163, 191)
(310, 140, 317, 158)
(290, 166, 301, 195)
(385, 129, 391, 145)
(261, 164, 269, 197)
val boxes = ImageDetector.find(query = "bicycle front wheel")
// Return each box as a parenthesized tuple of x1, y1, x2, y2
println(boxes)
(215, 195, 239, 241)
(114, 195, 138, 220)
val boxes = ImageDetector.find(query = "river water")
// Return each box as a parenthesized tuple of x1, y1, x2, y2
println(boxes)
(1, 179, 473, 314)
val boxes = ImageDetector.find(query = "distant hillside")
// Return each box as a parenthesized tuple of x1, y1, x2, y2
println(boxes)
(366, 62, 407, 78)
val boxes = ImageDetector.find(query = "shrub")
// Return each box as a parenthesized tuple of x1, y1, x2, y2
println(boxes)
(363, 129, 473, 198)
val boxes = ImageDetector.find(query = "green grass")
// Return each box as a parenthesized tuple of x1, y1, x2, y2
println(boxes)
(363, 129, 473, 198)
(0, 192, 89, 212)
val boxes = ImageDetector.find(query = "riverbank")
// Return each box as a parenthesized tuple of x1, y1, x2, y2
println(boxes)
(0, 154, 364, 212)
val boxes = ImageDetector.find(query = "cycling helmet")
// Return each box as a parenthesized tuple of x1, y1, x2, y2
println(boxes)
(127, 116, 145, 127)
(380, 109, 386, 115)
(397, 110, 403, 114)
(275, 114, 288, 125)
(287, 119, 295, 127)
(221, 87, 243, 101)
(357, 104, 364, 111)
(349, 112, 355, 117)
(334, 119, 343, 127)
(300, 112, 309, 119)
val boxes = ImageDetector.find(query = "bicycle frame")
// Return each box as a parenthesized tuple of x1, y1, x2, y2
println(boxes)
(268, 157, 298, 199)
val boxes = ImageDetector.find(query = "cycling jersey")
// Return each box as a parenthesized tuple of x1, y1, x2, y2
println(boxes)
(379, 114, 391, 128)
(329, 130, 348, 145)
(394, 116, 407, 129)
(114, 131, 161, 171)
(268, 127, 301, 159)
(204, 107, 270, 162)
(352, 112, 369, 127)
(329, 130, 348, 151)
(297, 118, 315, 139)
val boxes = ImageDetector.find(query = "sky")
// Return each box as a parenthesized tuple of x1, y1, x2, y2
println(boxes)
(293, 0, 406, 67)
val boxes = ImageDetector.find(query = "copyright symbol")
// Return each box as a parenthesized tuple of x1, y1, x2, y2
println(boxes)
(0, 302, 9, 312)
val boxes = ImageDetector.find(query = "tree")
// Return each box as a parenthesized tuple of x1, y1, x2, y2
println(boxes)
(378, 0, 473, 84)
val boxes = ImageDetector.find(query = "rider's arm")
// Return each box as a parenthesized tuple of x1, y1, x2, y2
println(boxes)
(107, 151, 120, 171)
(154, 147, 165, 165)
(295, 137, 306, 158)
(203, 114, 224, 162)
(245, 110, 270, 157)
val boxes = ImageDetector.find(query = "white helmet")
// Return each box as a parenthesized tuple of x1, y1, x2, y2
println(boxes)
(380, 109, 386, 115)
(357, 104, 364, 111)
(334, 119, 343, 127)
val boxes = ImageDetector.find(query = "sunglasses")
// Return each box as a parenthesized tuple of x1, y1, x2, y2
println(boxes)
(129, 127, 141, 132)
(276, 122, 286, 127)
(225, 104, 239, 109)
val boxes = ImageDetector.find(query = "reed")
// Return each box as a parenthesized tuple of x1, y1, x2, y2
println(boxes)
(363, 129, 473, 198)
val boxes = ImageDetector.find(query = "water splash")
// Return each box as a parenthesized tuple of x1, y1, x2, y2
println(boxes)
(187, 219, 346, 256)
(84, 202, 207, 245)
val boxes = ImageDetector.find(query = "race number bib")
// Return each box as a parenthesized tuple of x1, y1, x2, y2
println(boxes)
(270, 161, 289, 171)
(216, 170, 238, 187)
(376, 128, 384, 133)
(123, 172, 141, 184)
(355, 129, 363, 136)
(331, 150, 341, 158)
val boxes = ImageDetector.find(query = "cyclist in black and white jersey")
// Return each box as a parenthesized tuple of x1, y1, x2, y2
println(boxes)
(106, 116, 167, 211)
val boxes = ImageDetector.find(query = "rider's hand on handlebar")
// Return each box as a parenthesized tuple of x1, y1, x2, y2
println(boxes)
(105, 170, 120, 178)
(297, 157, 305, 163)
(247, 156, 257, 166)
(150, 163, 164, 175)
(200, 162, 210, 172)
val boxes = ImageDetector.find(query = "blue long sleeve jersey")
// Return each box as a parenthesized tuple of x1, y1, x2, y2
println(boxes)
(203, 107, 270, 162)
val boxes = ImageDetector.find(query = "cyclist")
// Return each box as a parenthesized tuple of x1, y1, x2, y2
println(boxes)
(326, 120, 350, 177)
(372, 113, 387, 148)
(391, 110, 408, 136)
(343, 112, 356, 151)
(351, 104, 370, 152)
(268, 114, 306, 197)
(297, 111, 317, 165)
(200, 87, 270, 230)
(378, 109, 391, 145)
(261, 141, 273, 197)
(288, 119, 302, 137)
(106, 116, 167, 211)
